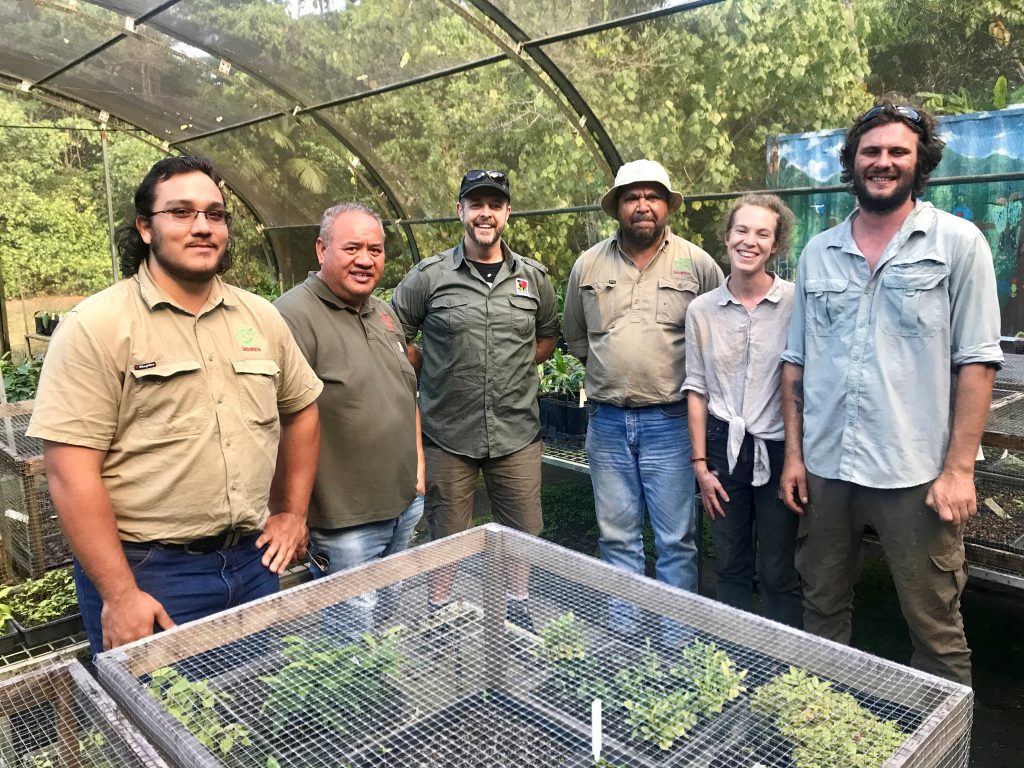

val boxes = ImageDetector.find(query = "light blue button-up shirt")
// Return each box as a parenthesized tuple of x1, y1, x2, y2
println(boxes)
(782, 201, 1002, 489)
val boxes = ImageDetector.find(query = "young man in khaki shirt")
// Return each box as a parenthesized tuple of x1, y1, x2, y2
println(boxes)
(28, 157, 322, 654)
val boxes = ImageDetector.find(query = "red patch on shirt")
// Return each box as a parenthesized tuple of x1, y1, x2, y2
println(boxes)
(379, 311, 398, 334)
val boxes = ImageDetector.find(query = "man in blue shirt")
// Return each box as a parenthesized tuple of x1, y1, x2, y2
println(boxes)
(780, 101, 1002, 686)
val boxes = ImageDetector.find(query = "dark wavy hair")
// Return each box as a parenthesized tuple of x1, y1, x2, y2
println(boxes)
(719, 193, 796, 263)
(116, 156, 232, 278)
(839, 98, 945, 199)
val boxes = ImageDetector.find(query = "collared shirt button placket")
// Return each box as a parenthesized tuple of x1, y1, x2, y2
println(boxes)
(839, 278, 875, 477)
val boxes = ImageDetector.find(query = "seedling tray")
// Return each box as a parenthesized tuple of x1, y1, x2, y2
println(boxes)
(15, 611, 84, 647)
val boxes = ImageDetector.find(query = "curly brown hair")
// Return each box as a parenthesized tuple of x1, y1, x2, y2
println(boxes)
(720, 193, 796, 262)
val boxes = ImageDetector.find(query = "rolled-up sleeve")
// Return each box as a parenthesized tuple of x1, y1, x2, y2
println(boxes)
(681, 308, 708, 397)
(781, 252, 808, 367)
(391, 269, 429, 343)
(949, 228, 1003, 369)
(562, 260, 589, 359)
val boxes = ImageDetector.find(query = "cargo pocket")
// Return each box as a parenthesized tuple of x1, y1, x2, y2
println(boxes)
(881, 265, 948, 338)
(929, 543, 967, 617)
(233, 359, 280, 428)
(580, 281, 616, 333)
(804, 278, 848, 337)
(130, 360, 208, 438)
(655, 277, 697, 326)
(509, 294, 538, 338)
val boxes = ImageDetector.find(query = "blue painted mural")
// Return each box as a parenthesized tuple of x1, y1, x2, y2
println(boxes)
(767, 107, 1024, 336)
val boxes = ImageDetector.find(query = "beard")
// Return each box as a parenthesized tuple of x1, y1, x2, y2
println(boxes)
(852, 170, 915, 214)
(620, 216, 666, 249)
(463, 218, 505, 248)
(149, 229, 228, 284)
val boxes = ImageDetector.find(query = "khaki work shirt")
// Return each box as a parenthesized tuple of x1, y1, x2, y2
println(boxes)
(391, 241, 558, 459)
(27, 261, 323, 543)
(563, 227, 724, 405)
(276, 273, 418, 530)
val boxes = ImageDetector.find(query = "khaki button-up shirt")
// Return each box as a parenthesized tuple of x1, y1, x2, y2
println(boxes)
(563, 227, 724, 406)
(391, 241, 558, 459)
(27, 262, 323, 542)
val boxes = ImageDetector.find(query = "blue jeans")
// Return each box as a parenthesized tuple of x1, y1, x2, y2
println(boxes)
(587, 401, 698, 633)
(308, 495, 423, 637)
(705, 416, 802, 628)
(75, 535, 277, 656)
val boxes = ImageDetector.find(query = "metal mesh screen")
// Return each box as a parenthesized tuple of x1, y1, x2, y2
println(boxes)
(0, 660, 167, 767)
(96, 525, 972, 768)
(0, 402, 70, 580)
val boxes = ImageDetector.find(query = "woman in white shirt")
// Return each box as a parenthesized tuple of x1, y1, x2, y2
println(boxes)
(682, 194, 802, 627)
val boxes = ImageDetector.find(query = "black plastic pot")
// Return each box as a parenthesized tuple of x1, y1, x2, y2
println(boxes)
(539, 396, 588, 440)
(15, 612, 83, 648)
(0, 620, 20, 655)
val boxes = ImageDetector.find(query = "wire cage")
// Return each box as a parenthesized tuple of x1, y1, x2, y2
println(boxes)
(94, 524, 972, 768)
(0, 659, 168, 767)
(0, 401, 71, 580)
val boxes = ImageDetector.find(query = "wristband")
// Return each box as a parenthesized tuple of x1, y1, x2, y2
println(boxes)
(690, 457, 707, 463)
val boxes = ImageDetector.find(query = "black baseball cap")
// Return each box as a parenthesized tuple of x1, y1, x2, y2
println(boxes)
(458, 169, 511, 201)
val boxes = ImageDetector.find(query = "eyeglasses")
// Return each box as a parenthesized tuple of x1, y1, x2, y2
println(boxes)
(463, 170, 509, 185)
(857, 104, 923, 127)
(147, 207, 232, 226)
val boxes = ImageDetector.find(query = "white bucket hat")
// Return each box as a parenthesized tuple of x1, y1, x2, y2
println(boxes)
(600, 159, 684, 219)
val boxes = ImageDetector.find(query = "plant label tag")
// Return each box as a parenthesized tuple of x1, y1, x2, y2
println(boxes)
(591, 698, 602, 761)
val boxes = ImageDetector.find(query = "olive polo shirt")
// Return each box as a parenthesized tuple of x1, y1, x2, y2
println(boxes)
(562, 227, 724, 406)
(391, 241, 559, 459)
(26, 261, 323, 543)
(275, 273, 418, 530)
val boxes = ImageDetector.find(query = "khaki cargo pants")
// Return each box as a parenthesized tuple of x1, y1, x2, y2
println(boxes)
(796, 473, 971, 687)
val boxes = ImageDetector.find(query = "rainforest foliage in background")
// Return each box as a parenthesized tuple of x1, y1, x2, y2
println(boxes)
(0, 0, 1021, 297)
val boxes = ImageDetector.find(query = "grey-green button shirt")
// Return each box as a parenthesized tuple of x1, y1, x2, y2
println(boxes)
(391, 241, 558, 459)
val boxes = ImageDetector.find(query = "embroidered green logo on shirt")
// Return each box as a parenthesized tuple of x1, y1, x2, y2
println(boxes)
(236, 326, 258, 346)
(672, 256, 692, 277)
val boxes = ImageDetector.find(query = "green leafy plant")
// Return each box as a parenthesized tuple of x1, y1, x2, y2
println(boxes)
(671, 640, 748, 716)
(0, 352, 44, 402)
(9, 568, 78, 627)
(751, 667, 907, 768)
(538, 349, 585, 398)
(615, 641, 698, 749)
(146, 667, 253, 759)
(535, 611, 611, 701)
(260, 629, 406, 736)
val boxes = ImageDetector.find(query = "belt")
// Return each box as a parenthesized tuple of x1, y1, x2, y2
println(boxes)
(130, 529, 257, 555)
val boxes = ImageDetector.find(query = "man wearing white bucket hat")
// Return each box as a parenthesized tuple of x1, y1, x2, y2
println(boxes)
(563, 160, 723, 628)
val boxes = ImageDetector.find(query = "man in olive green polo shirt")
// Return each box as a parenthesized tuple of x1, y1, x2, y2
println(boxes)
(276, 203, 423, 634)
(27, 156, 323, 655)
(391, 169, 558, 629)
(563, 159, 723, 632)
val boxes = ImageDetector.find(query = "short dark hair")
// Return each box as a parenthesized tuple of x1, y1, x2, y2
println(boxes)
(115, 156, 231, 278)
(720, 193, 795, 262)
(839, 98, 944, 199)
(318, 203, 383, 248)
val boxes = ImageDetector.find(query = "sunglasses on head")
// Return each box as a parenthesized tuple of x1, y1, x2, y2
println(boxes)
(463, 169, 508, 184)
(857, 104, 923, 127)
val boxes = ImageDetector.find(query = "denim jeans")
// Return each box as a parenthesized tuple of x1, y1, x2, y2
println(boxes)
(308, 494, 424, 637)
(75, 535, 277, 656)
(705, 416, 802, 628)
(587, 401, 698, 634)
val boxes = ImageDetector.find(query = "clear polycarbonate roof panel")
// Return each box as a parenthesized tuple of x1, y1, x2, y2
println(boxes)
(47, 24, 289, 142)
(486, 0, 708, 39)
(89, 0, 173, 15)
(323, 59, 609, 219)
(143, 0, 504, 108)
(0, 0, 123, 84)
(541, 2, 873, 195)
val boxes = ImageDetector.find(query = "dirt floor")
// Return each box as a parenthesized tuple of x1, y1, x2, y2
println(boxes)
(528, 465, 1024, 768)
(2, 295, 87, 361)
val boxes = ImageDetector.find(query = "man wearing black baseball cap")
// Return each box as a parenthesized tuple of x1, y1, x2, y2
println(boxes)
(391, 169, 558, 630)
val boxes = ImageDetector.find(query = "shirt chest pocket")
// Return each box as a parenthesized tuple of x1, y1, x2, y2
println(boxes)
(232, 359, 281, 428)
(130, 361, 209, 438)
(509, 295, 538, 338)
(427, 295, 471, 334)
(881, 267, 949, 338)
(805, 277, 849, 337)
(580, 281, 616, 333)
(655, 277, 697, 326)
